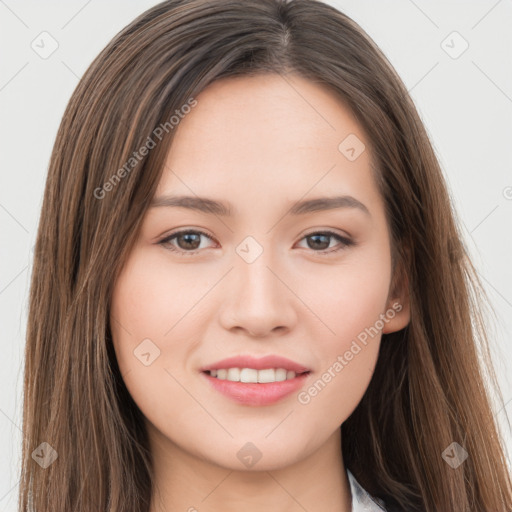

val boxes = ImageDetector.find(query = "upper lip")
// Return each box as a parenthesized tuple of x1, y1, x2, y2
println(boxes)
(201, 355, 310, 374)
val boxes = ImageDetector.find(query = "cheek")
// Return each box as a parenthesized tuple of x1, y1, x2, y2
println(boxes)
(109, 247, 211, 401)
(111, 248, 197, 343)
(304, 246, 391, 349)
(109, 251, 175, 381)
(295, 248, 391, 417)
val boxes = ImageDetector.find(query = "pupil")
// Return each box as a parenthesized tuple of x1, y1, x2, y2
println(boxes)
(308, 234, 329, 250)
(179, 233, 200, 250)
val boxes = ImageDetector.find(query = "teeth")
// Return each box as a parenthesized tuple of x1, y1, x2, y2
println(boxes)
(208, 368, 299, 383)
(275, 368, 287, 381)
(258, 368, 277, 383)
(227, 368, 240, 381)
(241, 368, 258, 383)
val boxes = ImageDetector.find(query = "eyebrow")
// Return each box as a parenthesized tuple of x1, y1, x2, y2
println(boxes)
(149, 194, 370, 217)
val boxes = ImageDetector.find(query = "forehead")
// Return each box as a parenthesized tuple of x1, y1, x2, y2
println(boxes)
(155, 73, 382, 218)
(167, 73, 364, 157)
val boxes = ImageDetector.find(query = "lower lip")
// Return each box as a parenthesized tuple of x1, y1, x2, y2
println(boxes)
(201, 371, 310, 406)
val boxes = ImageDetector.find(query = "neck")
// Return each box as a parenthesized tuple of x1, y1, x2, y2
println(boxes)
(147, 425, 352, 512)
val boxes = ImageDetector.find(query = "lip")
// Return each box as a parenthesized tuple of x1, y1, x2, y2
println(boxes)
(200, 355, 312, 407)
(201, 371, 310, 406)
(200, 355, 310, 373)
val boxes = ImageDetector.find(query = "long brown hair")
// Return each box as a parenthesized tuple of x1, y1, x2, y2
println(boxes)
(20, 0, 512, 510)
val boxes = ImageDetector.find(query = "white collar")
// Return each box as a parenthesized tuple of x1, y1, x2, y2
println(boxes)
(347, 469, 387, 511)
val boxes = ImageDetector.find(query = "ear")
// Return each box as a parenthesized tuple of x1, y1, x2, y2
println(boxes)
(382, 250, 410, 334)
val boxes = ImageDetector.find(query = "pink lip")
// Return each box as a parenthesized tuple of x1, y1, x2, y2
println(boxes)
(201, 371, 310, 406)
(200, 355, 310, 373)
(200, 355, 312, 406)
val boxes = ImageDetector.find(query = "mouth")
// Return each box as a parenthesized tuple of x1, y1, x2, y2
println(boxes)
(199, 354, 312, 406)
(200, 368, 312, 406)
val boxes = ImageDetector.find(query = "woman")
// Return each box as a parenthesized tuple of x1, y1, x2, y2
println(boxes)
(20, 0, 512, 510)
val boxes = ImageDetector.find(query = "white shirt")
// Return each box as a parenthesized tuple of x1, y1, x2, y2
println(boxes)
(347, 469, 387, 511)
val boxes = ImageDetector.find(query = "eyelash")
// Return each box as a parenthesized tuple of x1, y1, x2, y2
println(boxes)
(158, 229, 355, 256)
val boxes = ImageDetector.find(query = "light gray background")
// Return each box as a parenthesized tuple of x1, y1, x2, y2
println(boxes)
(1, 1, 511, 509)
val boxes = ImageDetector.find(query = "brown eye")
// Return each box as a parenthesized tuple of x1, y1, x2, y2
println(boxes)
(159, 229, 215, 255)
(297, 231, 354, 253)
(174, 232, 202, 250)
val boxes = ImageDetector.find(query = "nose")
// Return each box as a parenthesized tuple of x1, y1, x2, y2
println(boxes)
(218, 248, 297, 338)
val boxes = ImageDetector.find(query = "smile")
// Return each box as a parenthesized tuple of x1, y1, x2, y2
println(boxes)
(206, 367, 304, 383)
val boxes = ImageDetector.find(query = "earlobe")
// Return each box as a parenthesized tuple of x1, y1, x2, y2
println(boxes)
(382, 256, 411, 334)
(382, 297, 410, 334)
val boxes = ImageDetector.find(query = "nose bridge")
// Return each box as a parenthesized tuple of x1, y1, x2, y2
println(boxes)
(219, 233, 296, 335)
(234, 234, 282, 306)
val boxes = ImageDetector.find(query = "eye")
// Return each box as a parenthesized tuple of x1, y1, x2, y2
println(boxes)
(296, 230, 354, 254)
(158, 229, 354, 256)
(158, 229, 217, 255)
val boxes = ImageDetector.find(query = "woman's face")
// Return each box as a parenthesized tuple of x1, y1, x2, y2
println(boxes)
(110, 73, 409, 471)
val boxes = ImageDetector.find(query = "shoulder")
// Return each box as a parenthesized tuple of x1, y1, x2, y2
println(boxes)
(347, 469, 387, 511)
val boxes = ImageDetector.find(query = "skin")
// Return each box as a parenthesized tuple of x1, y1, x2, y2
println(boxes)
(110, 73, 410, 512)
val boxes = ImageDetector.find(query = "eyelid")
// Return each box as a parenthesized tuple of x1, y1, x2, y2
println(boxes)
(300, 227, 352, 241)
